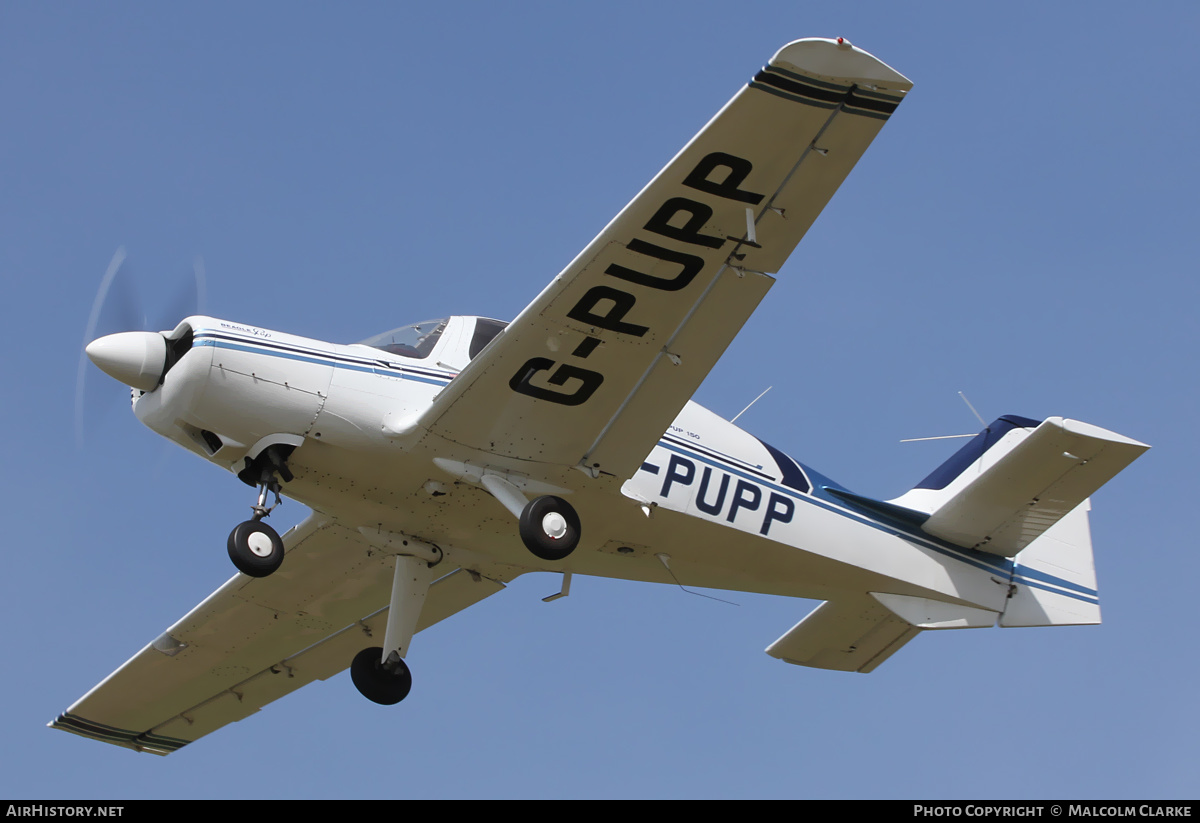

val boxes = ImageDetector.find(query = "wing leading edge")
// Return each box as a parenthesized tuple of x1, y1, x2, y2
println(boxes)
(51, 517, 520, 754)
(410, 38, 912, 480)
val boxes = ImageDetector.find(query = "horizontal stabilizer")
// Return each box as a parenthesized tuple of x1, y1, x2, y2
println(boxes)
(766, 596, 920, 673)
(895, 417, 1148, 556)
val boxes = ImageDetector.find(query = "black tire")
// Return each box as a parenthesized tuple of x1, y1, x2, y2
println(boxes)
(227, 520, 285, 578)
(519, 495, 581, 561)
(351, 647, 412, 705)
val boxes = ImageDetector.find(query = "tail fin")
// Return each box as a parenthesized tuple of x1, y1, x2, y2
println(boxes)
(889, 415, 1148, 557)
(768, 415, 1146, 672)
(1000, 500, 1102, 626)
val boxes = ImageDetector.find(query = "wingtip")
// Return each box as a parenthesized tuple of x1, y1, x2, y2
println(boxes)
(1057, 417, 1152, 452)
(771, 37, 913, 92)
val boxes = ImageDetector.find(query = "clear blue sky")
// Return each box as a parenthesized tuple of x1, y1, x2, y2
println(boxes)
(2, 2, 1196, 799)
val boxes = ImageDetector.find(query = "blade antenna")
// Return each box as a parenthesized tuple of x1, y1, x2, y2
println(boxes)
(655, 553, 739, 606)
(731, 386, 772, 424)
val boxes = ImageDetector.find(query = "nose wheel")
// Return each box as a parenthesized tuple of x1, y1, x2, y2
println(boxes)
(227, 519, 285, 577)
(227, 444, 292, 577)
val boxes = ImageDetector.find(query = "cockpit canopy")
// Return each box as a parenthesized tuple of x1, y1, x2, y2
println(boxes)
(359, 316, 508, 361)
(359, 318, 448, 359)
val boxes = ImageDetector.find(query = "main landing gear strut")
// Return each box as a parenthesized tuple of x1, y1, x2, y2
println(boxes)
(430, 461, 583, 563)
(349, 535, 441, 705)
(227, 445, 293, 578)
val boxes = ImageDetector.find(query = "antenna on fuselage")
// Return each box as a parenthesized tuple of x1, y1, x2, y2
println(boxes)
(655, 553, 739, 606)
(957, 391, 987, 427)
(730, 386, 772, 424)
(899, 433, 976, 443)
(899, 391, 989, 443)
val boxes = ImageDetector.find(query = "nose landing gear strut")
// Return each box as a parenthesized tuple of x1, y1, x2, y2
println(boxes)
(227, 445, 293, 578)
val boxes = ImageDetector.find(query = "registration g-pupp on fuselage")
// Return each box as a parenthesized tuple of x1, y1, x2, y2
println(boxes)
(57, 38, 1148, 755)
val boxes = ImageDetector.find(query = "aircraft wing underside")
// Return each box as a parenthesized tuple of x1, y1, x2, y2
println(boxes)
(51, 516, 520, 754)
(413, 40, 912, 481)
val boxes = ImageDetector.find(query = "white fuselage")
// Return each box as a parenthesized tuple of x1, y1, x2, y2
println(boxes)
(135, 314, 1023, 616)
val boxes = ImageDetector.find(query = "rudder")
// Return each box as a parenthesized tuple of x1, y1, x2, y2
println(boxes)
(1000, 501, 1101, 626)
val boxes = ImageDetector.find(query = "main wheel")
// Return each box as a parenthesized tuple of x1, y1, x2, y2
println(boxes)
(227, 520, 285, 577)
(519, 495, 581, 561)
(351, 647, 412, 705)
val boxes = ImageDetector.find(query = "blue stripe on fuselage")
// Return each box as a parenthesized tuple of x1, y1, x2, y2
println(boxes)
(193, 332, 454, 388)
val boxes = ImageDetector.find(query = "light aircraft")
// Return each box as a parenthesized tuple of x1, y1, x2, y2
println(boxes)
(54, 38, 1148, 755)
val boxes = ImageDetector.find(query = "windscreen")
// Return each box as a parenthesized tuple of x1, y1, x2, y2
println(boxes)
(359, 318, 448, 359)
